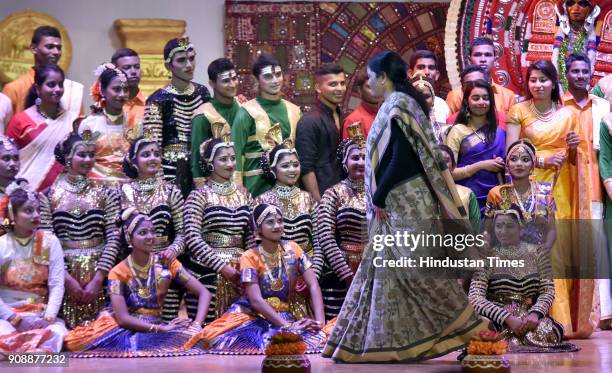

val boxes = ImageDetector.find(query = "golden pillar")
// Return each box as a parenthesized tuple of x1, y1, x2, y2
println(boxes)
(113, 19, 186, 96)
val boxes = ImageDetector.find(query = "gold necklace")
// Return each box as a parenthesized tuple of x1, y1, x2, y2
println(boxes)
(129, 255, 152, 274)
(468, 123, 487, 143)
(128, 255, 154, 299)
(63, 174, 89, 194)
(209, 179, 236, 195)
(134, 178, 159, 193)
(14, 234, 33, 247)
(529, 100, 556, 122)
(345, 178, 364, 193)
(103, 109, 124, 124)
(259, 245, 285, 291)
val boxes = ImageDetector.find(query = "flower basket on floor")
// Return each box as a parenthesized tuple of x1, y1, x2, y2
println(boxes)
(462, 331, 511, 373)
(261, 332, 310, 373)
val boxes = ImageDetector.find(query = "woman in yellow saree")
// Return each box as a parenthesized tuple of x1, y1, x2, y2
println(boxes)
(505, 60, 593, 338)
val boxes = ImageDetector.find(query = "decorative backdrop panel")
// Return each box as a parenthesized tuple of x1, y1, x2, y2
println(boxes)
(225, 1, 450, 111)
(445, 0, 612, 95)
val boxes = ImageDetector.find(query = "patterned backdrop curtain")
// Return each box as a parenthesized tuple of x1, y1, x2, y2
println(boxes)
(224, 1, 450, 111)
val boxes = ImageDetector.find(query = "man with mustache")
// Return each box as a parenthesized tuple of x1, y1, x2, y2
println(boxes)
(2, 26, 83, 116)
(295, 63, 346, 201)
(446, 37, 516, 115)
(191, 58, 242, 188)
(408, 49, 449, 124)
(143, 37, 210, 198)
(231, 54, 301, 197)
(111, 48, 145, 133)
(562, 52, 611, 330)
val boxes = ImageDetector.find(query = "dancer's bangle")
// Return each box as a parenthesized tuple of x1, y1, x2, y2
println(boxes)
(538, 157, 545, 168)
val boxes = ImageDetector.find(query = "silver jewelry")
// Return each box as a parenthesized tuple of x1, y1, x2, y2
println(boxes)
(272, 184, 300, 200)
(134, 178, 160, 193)
(209, 179, 236, 195)
(63, 174, 89, 194)
(166, 82, 195, 96)
(345, 177, 364, 193)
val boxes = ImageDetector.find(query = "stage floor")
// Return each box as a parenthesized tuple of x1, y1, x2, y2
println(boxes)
(2, 330, 611, 373)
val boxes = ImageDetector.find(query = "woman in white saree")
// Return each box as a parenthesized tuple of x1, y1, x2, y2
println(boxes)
(5, 64, 80, 191)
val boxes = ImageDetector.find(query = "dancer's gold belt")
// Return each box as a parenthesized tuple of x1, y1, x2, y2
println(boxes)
(491, 293, 533, 306)
(62, 238, 103, 250)
(203, 233, 243, 249)
(163, 144, 190, 161)
(265, 297, 290, 312)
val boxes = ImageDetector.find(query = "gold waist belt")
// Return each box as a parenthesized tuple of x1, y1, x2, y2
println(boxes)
(491, 293, 533, 306)
(62, 238, 104, 250)
(340, 242, 366, 253)
(203, 233, 243, 248)
(163, 144, 190, 161)
(134, 308, 161, 316)
(214, 247, 244, 264)
(266, 297, 289, 312)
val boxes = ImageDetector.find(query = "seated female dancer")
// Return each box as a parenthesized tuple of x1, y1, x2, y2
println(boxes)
(185, 203, 327, 354)
(469, 207, 578, 352)
(64, 208, 211, 357)
(0, 180, 67, 354)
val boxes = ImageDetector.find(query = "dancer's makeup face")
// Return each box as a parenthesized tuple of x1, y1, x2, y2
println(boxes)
(103, 76, 128, 112)
(494, 214, 521, 246)
(0, 145, 20, 181)
(346, 147, 366, 180)
(259, 212, 284, 242)
(507, 147, 534, 180)
(212, 69, 239, 100)
(212, 146, 236, 181)
(274, 153, 300, 187)
(135, 143, 162, 178)
(168, 49, 196, 82)
(70, 144, 96, 176)
(131, 219, 156, 254)
(13, 199, 41, 234)
(258, 65, 283, 96)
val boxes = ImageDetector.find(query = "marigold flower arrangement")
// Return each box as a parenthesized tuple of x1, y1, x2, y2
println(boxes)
(265, 332, 307, 356)
(467, 330, 508, 355)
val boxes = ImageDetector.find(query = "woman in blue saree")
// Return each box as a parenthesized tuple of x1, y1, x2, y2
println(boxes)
(445, 79, 506, 212)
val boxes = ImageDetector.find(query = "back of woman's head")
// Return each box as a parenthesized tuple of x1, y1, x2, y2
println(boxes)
(25, 64, 65, 108)
(367, 51, 429, 115)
